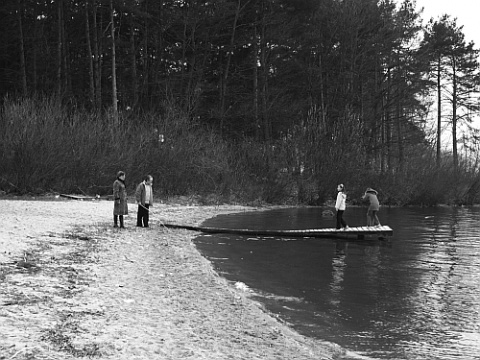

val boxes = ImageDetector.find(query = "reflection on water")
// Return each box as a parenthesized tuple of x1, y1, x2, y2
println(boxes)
(194, 207, 480, 360)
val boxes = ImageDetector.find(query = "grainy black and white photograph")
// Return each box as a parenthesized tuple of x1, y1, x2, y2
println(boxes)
(1, 0, 479, 359)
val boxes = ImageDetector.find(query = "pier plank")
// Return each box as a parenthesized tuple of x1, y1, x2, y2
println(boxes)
(162, 223, 393, 240)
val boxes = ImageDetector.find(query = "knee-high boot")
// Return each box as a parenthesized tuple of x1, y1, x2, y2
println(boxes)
(114, 215, 118, 228)
(119, 215, 125, 229)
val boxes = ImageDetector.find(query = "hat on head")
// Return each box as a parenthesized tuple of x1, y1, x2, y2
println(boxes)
(366, 187, 377, 194)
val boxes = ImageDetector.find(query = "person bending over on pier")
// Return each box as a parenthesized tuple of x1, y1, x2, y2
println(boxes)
(335, 184, 348, 230)
(135, 175, 154, 227)
(362, 188, 381, 226)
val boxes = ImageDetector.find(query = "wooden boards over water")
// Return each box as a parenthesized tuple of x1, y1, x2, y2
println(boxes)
(162, 223, 393, 240)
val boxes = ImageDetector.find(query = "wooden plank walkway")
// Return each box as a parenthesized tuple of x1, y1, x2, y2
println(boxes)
(161, 223, 393, 240)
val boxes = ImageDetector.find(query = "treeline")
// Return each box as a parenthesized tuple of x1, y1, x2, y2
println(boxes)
(1, 0, 480, 205)
(1, 97, 479, 206)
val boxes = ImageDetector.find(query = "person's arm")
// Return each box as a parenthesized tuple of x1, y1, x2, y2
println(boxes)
(113, 182, 120, 202)
(335, 193, 341, 211)
(135, 183, 142, 204)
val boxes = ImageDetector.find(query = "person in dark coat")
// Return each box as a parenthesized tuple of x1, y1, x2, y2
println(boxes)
(113, 171, 128, 228)
(135, 175, 154, 227)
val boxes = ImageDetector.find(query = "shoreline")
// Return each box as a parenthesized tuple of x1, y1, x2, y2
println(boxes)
(0, 199, 344, 359)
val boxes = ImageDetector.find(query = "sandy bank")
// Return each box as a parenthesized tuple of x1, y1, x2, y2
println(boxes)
(0, 198, 344, 359)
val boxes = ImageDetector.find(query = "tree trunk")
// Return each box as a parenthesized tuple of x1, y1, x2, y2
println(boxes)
(220, 0, 242, 132)
(110, 0, 118, 120)
(62, 4, 72, 96)
(260, 3, 270, 141)
(56, 0, 71, 97)
(85, 0, 95, 107)
(130, 14, 138, 108)
(93, 0, 102, 110)
(17, 0, 27, 96)
(451, 57, 458, 172)
(395, 92, 404, 172)
(141, 0, 149, 106)
(153, 1, 165, 105)
(185, 18, 197, 115)
(56, 0, 63, 96)
(318, 54, 327, 134)
(385, 93, 392, 173)
(32, 1, 39, 94)
(436, 56, 442, 167)
(253, 23, 259, 140)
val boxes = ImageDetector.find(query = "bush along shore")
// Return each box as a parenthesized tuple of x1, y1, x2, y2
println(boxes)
(0, 198, 345, 360)
(2, 97, 480, 207)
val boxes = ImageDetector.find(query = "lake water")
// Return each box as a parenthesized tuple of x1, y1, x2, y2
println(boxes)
(193, 207, 480, 360)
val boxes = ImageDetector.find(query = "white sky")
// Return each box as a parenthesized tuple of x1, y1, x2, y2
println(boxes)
(411, 0, 480, 47)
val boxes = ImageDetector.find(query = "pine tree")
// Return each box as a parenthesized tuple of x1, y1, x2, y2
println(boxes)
(422, 15, 480, 171)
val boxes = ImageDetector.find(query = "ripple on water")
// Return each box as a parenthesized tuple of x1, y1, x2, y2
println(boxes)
(195, 207, 480, 360)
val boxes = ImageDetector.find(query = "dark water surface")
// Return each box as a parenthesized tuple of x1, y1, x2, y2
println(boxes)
(194, 207, 480, 360)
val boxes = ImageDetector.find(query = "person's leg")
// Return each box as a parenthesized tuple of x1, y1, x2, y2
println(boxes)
(367, 210, 373, 226)
(144, 204, 150, 227)
(119, 215, 125, 228)
(114, 215, 118, 228)
(373, 211, 381, 226)
(137, 205, 143, 227)
(336, 210, 343, 229)
(341, 212, 347, 228)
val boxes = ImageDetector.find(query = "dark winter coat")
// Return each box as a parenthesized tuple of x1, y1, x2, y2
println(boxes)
(113, 179, 128, 215)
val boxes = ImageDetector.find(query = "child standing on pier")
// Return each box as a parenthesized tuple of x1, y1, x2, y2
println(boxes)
(335, 184, 348, 230)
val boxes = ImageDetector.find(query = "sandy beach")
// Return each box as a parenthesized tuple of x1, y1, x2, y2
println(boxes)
(0, 198, 344, 359)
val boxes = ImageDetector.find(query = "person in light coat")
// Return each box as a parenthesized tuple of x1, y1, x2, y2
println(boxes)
(335, 184, 348, 230)
(135, 175, 154, 227)
(362, 187, 381, 226)
(113, 171, 128, 228)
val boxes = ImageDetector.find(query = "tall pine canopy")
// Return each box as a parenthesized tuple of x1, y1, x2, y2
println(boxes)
(1, 0, 480, 205)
